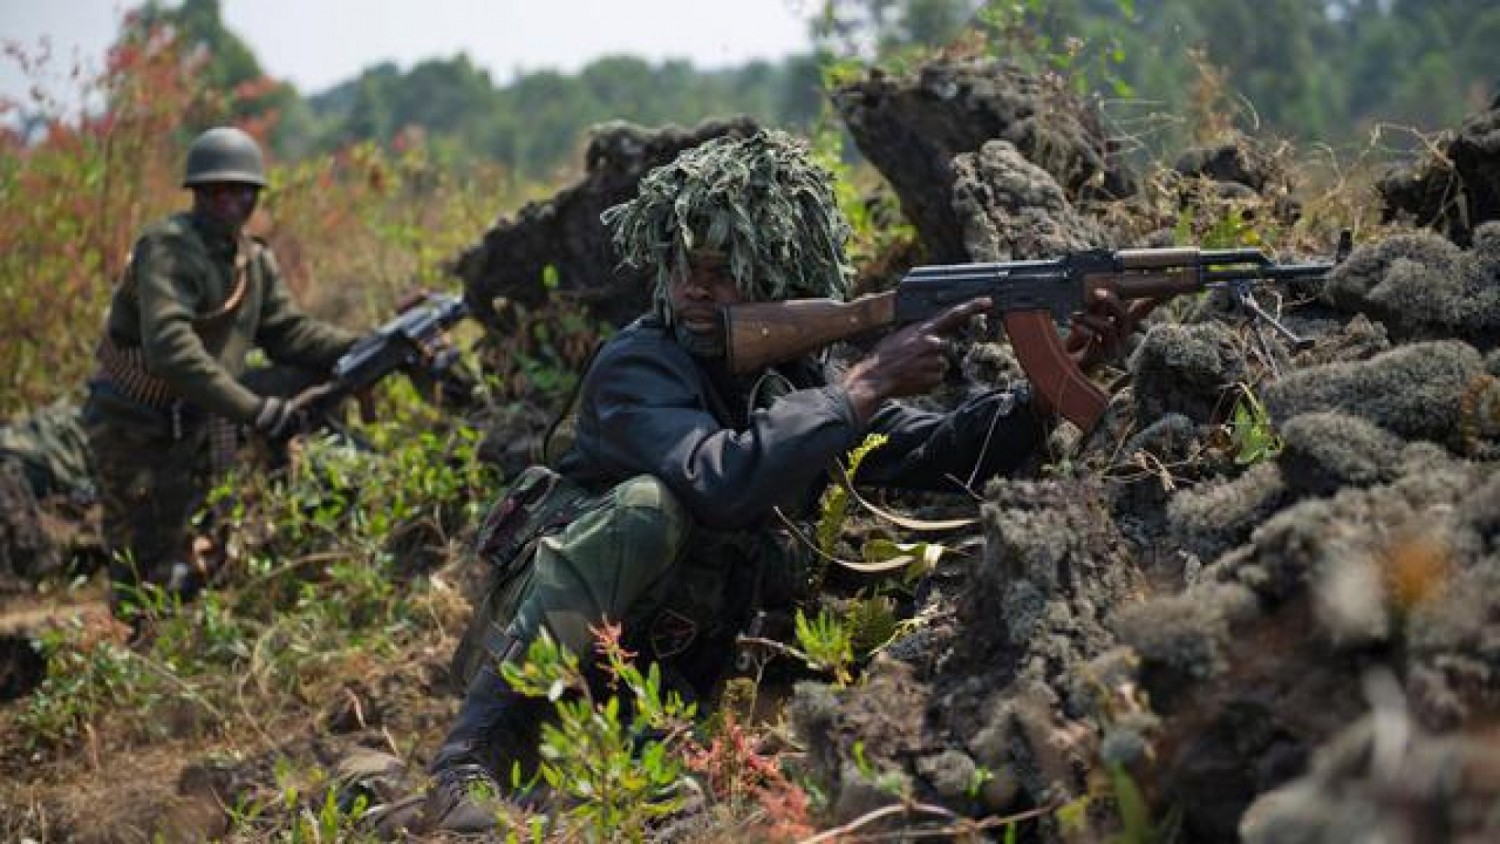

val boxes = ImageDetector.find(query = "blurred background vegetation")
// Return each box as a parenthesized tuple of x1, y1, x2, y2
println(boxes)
(1, 0, 1495, 416)
(12, 0, 1494, 178)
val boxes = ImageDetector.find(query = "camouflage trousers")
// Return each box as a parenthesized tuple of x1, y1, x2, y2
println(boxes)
(83, 387, 219, 609)
(81, 364, 324, 610)
(0, 395, 94, 503)
(455, 473, 799, 699)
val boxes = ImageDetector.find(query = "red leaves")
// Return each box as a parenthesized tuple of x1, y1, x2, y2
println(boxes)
(685, 712, 817, 841)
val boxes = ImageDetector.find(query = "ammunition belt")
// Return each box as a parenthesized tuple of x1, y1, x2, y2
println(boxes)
(94, 336, 177, 409)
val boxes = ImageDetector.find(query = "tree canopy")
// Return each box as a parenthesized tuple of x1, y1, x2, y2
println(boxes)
(103, 0, 1500, 175)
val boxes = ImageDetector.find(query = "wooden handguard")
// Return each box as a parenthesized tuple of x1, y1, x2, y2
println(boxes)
(724, 294, 1110, 432)
(724, 292, 897, 375)
(1002, 309, 1108, 431)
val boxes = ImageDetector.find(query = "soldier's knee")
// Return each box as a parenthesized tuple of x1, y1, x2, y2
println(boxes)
(613, 475, 687, 526)
(609, 475, 691, 570)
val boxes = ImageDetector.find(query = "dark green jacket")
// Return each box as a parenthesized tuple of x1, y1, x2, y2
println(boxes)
(99, 211, 356, 422)
(555, 316, 1043, 530)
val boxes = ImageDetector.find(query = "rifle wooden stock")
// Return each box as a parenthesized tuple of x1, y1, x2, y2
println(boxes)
(724, 291, 897, 375)
(723, 291, 1109, 431)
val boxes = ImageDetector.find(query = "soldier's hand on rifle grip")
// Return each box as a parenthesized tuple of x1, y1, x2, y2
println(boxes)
(1066, 289, 1158, 370)
(841, 297, 991, 424)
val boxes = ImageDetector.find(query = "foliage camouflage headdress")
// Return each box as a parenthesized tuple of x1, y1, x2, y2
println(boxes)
(602, 129, 853, 315)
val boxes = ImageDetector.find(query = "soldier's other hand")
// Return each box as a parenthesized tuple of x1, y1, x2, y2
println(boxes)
(252, 396, 299, 439)
(1066, 289, 1156, 369)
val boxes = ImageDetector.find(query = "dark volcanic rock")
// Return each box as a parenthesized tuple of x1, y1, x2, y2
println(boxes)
(1322, 223, 1500, 349)
(1130, 322, 1248, 426)
(1174, 137, 1286, 194)
(1379, 103, 1500, 245)
(454, 117, 759, 331)
(833, 58, 1133, 262)
(1277, 411, 1405, 497)
(951, 139, 1110, 261)
(1263, 340, 1499, 454)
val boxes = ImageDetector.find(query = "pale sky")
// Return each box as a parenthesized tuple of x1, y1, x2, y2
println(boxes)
(0, 0, 822, 112)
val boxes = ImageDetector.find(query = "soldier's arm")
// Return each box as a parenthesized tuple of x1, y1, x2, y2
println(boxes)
(251, 246, 359, 370)
(582, 338, 863, 531)
(857, 389, 1044, 491)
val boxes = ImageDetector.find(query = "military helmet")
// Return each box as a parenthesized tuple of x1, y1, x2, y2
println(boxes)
(183, 126, 267, 188)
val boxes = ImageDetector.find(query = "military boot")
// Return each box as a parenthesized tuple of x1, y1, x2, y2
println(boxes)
(390, 662, 546, 836)
(406, 761, 508, 835)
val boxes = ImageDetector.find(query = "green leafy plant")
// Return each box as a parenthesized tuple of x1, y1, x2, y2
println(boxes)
(843, 594, 901, 657)
(810, 434, 954, 584)
(501, 625, 696, 842)
(1107, 762, 1153, 844)
(19, 617, 165, 746)
(1055, 792, 1095, 837)
(794, 607, 856, 686)
(16, 389, 496, 759)
(967, 765, 996, 800)
(850, 739, 907, 797)
(815, 433, 890, 558)
(1173, 204, 1284, 252)
(226, 759, 377, 843)
(149, 588, 253, 673)
(1228, 384, 1282, 465)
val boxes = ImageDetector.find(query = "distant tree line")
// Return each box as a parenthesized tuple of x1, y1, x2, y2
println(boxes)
(127, 0, 1497, 175)
(301, 53, 826, 176)
(821, 0, 1497, 150)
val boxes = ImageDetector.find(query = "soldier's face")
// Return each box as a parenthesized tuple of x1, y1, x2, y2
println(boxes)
(194, 182, 261, 230)
(670, 250, 744, 336)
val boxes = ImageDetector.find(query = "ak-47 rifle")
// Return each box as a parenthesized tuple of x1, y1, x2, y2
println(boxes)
(293, 291, 472, 432)
(724, 233, 1352, 432)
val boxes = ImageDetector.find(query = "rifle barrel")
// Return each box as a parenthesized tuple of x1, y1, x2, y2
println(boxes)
(1202, 261, 1334, 283)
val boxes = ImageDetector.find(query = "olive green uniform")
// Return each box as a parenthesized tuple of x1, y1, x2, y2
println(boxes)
(84, 210, 356, 601)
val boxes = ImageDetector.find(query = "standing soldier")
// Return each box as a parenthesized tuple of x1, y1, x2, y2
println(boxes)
(84, 125, 359, 616)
